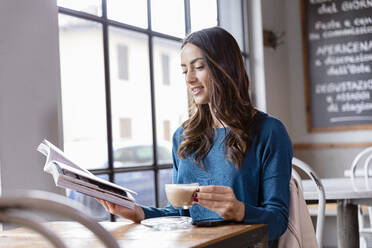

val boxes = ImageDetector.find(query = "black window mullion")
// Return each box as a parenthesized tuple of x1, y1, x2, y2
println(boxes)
(242, 0, 250, 58)
(151, 31, 183, 43)
(241, 0, 248, 57)
(241, 0, 251, 80)
(147, 0, 160, 208)
(101, 0, 116, 222)
(106, 19, 148, 35)
(58, 6, 103, 23)
(89, 164, 172, 178)
(184, 0, 191, 35)
(216, 0, 220, 26)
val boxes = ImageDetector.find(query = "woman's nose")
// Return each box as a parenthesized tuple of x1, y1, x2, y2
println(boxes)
(186, 71, 197, 84)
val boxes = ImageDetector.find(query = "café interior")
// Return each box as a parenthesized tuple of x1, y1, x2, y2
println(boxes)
(1, 0, 372, 247)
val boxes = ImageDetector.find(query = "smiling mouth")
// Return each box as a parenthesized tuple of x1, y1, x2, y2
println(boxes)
(191, 87, 203, 95)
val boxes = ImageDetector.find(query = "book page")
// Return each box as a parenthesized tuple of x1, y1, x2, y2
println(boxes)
(56, 161, 137, 195)
(38, 139, 137, 206)
(38, 139, 92, 175)
(60, 168, 135, 202)
(55, 171, 135, 209)
(60, 180, 135, 209)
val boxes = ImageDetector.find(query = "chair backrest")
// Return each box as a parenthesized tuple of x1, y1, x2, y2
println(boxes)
(0, 190, 119, 248)
(364, 153, 372, 231)
(292, 157, 326, 248)
(348, 146, 372, 234)
(350, 146, 372, 191)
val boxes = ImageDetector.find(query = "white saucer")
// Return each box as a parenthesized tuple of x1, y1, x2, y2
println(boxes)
(140, 216, 193, 231)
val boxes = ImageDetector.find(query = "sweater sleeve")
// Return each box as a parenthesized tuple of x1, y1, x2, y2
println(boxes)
(141, 128, 184, 219)
(242, 119, 292, 241)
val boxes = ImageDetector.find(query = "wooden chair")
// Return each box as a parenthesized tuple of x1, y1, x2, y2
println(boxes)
(349, 146, 372, 248)
(292, 157, 326, 248)
(0, 190, 119, 248)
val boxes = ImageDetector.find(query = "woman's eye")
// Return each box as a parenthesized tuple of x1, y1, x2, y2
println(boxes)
(195, 65, 204, 70)
(182, 71, 187, 74)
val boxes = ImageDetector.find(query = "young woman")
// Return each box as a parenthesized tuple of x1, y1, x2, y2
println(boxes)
(97, 27, 292, 245)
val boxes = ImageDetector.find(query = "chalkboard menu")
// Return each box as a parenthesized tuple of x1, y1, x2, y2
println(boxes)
(301, 0, 372, 131)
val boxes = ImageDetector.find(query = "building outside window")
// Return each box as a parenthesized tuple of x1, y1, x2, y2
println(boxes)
(57, 0, 247, 221)
(119, 117, 132, 139)
(161, 54, 170, 85)
(163, 120, 170, 141)
(117, 44, 129, 80)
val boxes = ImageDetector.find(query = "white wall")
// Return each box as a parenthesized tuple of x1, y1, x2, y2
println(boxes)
(261, 0, 292, 132)
(0, 0, 63, 196)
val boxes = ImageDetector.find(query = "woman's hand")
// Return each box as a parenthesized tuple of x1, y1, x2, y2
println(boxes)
(95, 199, 145, 223)
(194, 186, 245, 222)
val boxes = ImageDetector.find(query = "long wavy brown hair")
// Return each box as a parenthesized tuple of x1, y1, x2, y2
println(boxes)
(178, 27, 255, 169)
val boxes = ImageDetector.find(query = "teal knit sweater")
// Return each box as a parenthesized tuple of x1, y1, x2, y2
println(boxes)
(142, 112, 292, 243)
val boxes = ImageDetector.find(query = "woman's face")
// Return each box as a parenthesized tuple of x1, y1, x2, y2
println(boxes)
(181, 43, 211, 105)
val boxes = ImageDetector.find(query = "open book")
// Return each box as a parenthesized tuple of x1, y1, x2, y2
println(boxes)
(37, 139, 137, 209)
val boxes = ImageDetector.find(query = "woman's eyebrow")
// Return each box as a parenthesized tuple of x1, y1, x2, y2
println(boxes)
(181, 57, 204, 67)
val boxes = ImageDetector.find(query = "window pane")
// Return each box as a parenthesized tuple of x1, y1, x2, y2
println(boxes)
(151, 0, 185, 38)
(115, 171, 155, 207)
(109, 27, 153, 168)
(59, 14, 108, 170)
(57, 0, 102, 16)
(107, 0, 147, 28)
(153, 38, 188, 165)
(190, 0, 218, 32)
(158, 169, 173, 207)
(218, 0, 244, 49)
(66, 174, 110, 221)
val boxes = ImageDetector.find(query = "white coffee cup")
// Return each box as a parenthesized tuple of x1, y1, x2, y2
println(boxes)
(165, 183, 199, 209)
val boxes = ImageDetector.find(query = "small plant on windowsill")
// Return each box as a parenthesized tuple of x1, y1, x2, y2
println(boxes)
(263, 29, 285, 50)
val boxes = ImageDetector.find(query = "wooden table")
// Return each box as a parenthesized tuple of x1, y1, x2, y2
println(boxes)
(303, 177, 372, 248)
(0, 221, 268, 248)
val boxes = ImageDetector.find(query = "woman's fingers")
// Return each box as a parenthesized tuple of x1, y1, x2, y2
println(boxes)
(193, 185, 245, 222)
(106, 202, 113, 212)
(95, 198, 113, 213)
(95, 198, 145, 223)
(197, 198, 244, 221)
(197, 199, 235, 218)
(196, 192, 234, 201)
(195, 186, 235, 202)
(197, 198, 234, 209)
(198, 185, 232, 194)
